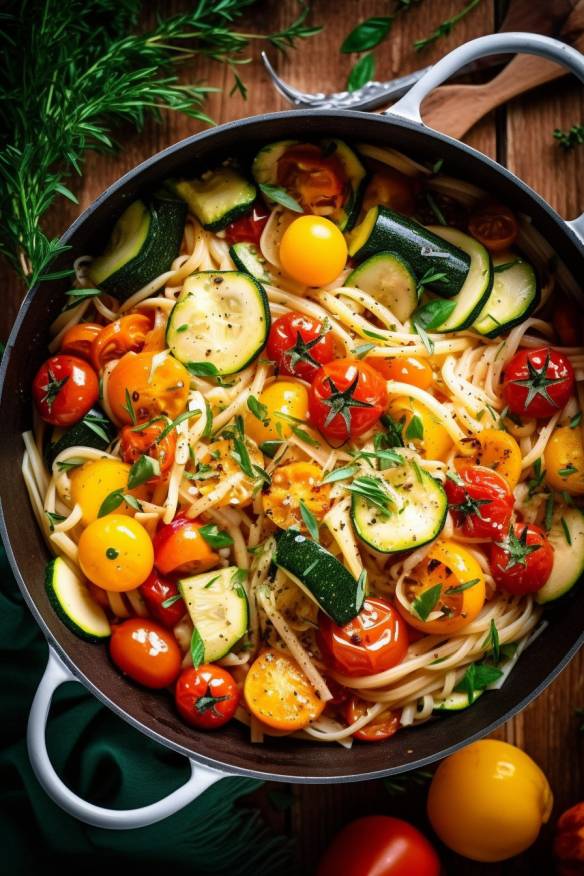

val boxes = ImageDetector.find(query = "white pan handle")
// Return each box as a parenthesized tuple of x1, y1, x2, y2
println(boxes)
(27, 646, 227, 829)
(387, 32, 584, 242)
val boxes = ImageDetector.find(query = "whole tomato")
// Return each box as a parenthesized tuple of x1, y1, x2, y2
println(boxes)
(502, 347, 575, 419)
(175, 665, 240, 729)
(109, 618, 181, 689)
(554, 802, 584, 876)
(33, 355, 99, 426)
(444, 465, 514, 539)
(153, 516, 219, 576)
(267, 311, 335, 381)
(309, 358, 388, 446)
(316, 816, 441, 876)
(344, 698, 401, 743)
(491, 522, 554, 595)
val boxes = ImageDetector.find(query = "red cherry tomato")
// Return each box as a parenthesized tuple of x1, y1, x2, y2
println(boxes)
(309, 358, 388, 446)
(345, 697, 401, 742)
(502, 347, 575, 420)
(109, 618, 182, 689)
(316, 815, 441, 876)
(59, 322, 102, 360)
(554, 802, 584, 876)
(224, 202, 269, 245)
(318, 597, 408, 677)
(445, 465, 514, 540)
(120, 418, 177, 479)
(468, 203, 518, 253)
(175, 665, 240, 729)
(491, 522, 554, 595)
(266, 311, 335, 381)
(153, 515, 219, 576)
(32, 354, 99, 426)
(140, 570, 185, 627)
(277, 143, 347, 214)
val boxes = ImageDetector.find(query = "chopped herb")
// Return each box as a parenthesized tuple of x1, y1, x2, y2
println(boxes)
(82, 413, 112, 443)
(123, 388, 137, 425)
(161, 593, 183, 608)
(570, 412, 582, 429)
(425, 191, 447, 225)
(45, 511, 65, 531)
(561, 490, 575, 506)
(455, 661, 503, 704)
(61, 288, 102, 311)
(259, 439, 284, 458)
(98, 489, 143, 518)
(231, 567, 247, 599)
(292, 425, 321, 447)
(202, 398, 214, 439)
(352, 342, 377, 359)
(445, 577, 480, 595)
(199, 523, 233, 549)
(412, 299, 457, 354)
(321, 464, 358, 484)
(186, 361, 220, 378)
(446, 470, 464, 486)
(362, 328, 387, 340)
(247, 395, 269, 423)
(411, 458, 424, 484)
(176, 323, 189, 333)
(561, 517, 572, 545)
(432, 158, 444, 174)
(347, 475, 394, 515)
(544, 492, 555, 532)
(157, 408, 201, 442)
(55, 457, 85, 472)
(230, 416, 254, 478)
(378, 412, 404, 448)
(259, 182, 303, 213)
(527, 457, 545, 497)
(131, 415, 165, 433)
(483, 619, 500, 662)
(299, 500, 320, 542)
(558, 463, 578, 477)
(190, 627, 205, 669)
(493, 260, 520, 273)
(412, 584, 442, 622)
(128, 454, 160, 488)
(405, 413, 424, 442)
(355, 568, 367, 611)
(204, 575, 221, 590)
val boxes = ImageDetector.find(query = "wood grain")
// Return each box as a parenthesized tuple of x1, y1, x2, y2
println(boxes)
(2, 2, 583, 873)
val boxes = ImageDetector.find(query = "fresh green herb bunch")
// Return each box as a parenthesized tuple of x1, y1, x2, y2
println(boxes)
(0, 0, 319, 287)
(553, 124, 584, 150)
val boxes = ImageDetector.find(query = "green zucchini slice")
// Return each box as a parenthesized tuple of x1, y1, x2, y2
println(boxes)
(173, 167, 256, 231)
(45, 557, 111, 642)
(347, 251, 418, 322)
(348, 207, 470, 297)
(179, 566, 248, 662)
(166, 271, 270, 376)
(229, 242, 272, 284)
(426, 226, 493, 332)
(45, 407, 115, 468)
(351, 462, 447, 554)
(434, 690, 484, 711)
(274, 530, 364, 626)
(473, 255, 538, 337)
(536, 508, 584, 604)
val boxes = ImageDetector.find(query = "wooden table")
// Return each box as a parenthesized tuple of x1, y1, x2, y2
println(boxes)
(2, 2, 583, 873)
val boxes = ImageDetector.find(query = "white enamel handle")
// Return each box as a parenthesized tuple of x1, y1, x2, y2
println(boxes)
(27, 646, 227, 829)
(387, 32, 584, 242)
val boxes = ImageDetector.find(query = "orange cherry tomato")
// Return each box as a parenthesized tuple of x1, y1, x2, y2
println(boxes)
(366, 355, 433, 389)
(119, 418, 177, 479)
(277, 143, 347, 214)
(91, 313, 152, 371)
(59, 322, 102, 360)
(468, 203, 518, 253)
(244, 648, 325, 731)
(109, 618, 181, 689)
(107, 351, 190, 424)
(361, 167, 416, 215)
(345, 697, 401, 742)
(153, 516, 219, 576)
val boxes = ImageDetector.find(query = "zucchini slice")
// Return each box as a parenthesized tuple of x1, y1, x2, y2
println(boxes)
(347, 251, 418, 322)
(45, 407, 115, 468)
(536, 508, 584, 604)
(166, 271, 270, 376)
(348, 207, 470, 297)
(229, 242, 272, 284)
(251, 139, 299, 187)
(274, 530, 364, 626)
(426, 225, 493, 332)
(473, 255, 538, 337)
(89, 194, 187, 301)
(179, 566, 248, 662)
(434, 690, 484, 712)
(45, 557, 111, 642)
(351, 462, 447, 554)
(173, 167, 256, 231)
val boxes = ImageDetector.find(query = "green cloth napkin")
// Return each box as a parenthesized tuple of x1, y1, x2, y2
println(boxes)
(0, 541, 293, 875)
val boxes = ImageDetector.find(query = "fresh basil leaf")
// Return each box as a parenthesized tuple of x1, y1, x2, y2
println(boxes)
(412, 584, 442, 621)
(97, 489, 125, 518)
(247, 395, 269, 423)
(259, 440, 283, 458)
(341, 16, 392, 52)
(128, 454, 160, 489)
(413, 298, 457, 332)
(347, 52, 375, 92)
(405, 413, 424, 442)
(299, 499, 320, 542)
(199, 523, 234, 549)
(259, 183, 303, 213)
(191, 627, 205, 669)
(186, 361, 220, 378)
(321, 464, 358, 484)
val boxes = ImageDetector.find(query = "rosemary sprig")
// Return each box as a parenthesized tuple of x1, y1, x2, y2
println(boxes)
(414, 0, 481, 52)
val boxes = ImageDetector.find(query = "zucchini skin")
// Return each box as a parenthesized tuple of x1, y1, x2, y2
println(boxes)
(274, 530, 364, 626)
(351, 207, 470, 297)
(100, 195, 187, 300)
(45, 407, 115, 468)
(44, 558, 108, 643)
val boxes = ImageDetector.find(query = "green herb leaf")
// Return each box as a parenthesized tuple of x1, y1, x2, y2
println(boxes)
(545, 492, 555, 532)
(98, 489, 125, 518)
(483, 619, 500, 662)
(161, 593, 183, 609)
(347, 52, 375, 92)
(321, 465, 358, 484)
(445, 578, 480, 595)
(55, 457, 85, 472)
(493, 260, 520, 273)
(455, 661, 503, 705)
(341, 16, 392, 52)
(247, 395, 269, 423)
(45, 511, 66, 532)
(425, 191, 447, 225)
(412, 584, 442, 622)
(123, 388, 137, 425)
(128, 454, 160, 489)
(191, 627, 205, 669)
(405, 413, 424, 442)
(259, 439, 284, 458)
(299, 499, 320, 542)
(157, 408, 201, 442)
(352, 342, 377, 359)
(186, 361, 220, 378)
(414, 0, 481, 52)
(203, 398, 214, 439)
(570, 411, 582, 428)
(292, 425, 321, 447)
(355, 568, 367, 611)
(199, 523, 234, 549)
(347, 475, 394, 515)
(554, 124, 584, 150)
(259, 183, 303, 213)
(561, 517, 572, 545)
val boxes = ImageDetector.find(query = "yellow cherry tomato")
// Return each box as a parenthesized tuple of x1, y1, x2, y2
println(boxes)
(428, 739, 553, 862)
(197, 437, 264, 508)
(366, 355, 433, 389)
(456, 428, 522, 489)
(245, 380, 309, 446)
(244, 648, 325, 730)
(70, 459, 149, 526)
(108, 351, 190, 425)
(78, 514, 154, 592)
(544, 425, 584, 495)
(398, 539, 485, 634)
(279, 216, 347, 286)
(388, 396, 452, 461)
(263, 462, 331, 531)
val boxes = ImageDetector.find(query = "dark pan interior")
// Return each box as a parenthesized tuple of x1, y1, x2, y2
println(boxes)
(1, 111, 583, 783)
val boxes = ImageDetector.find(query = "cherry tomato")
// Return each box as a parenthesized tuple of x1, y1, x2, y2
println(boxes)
(109, 618, 181, 689)
(316, 815, 441, 876)
(544, 426, 584, 495)
(59, 322, 102, 360)
(469, 203, 518, 252)
(361, 167, 416, 215)
(70, 459, 149, 526)
(78, 514, 154, 592)
(554, 802, 584, 876)
(140, 570, 185, 627)
(244, 380, 309, 446)
(224, 202, 269, 245)
(266, 311, 335, 381)
(277, 143, 347, 215)
(309, 358, 388, 446)
(280, 216, 348, 286)
(388, 395, 452, 461)
(444, 465, 514, 540)
(244, 648, 325, 731)
(32, 355, 99, 426)
(318, 597, 408, 677)
(345, 697, 401, 742)
(153, 516, 219, 576)
(91, 314, 152, 371)
(502, 346, 575, 419)
(263, 461, 332, 531)
(456, 428, 522, 489)
(366, 355, 433, 389)
(175, 665, 240, 729)
(107, 351, 190, 424)
(490, 522, 553, 595)
(553, 297, 583, 347)
(120, 418, 177, 479)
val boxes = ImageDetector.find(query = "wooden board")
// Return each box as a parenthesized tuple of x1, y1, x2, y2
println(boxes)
(1, 1, 583, 872)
